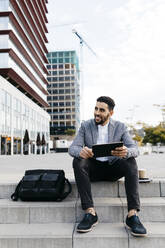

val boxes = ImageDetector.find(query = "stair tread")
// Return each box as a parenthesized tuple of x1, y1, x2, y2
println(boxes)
(0, 223, 73, 237)
(0, 197, 165, 207)
(75, 222, 165, 237)
(0, 222, 157, 237)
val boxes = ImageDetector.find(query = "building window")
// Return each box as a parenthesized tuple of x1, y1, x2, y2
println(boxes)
(59, 108, 64, 113)
(59, 77, 64, 81)
(65, 64, 70, 69)
(53, 103, 58, 106)
(52, 52, 57, 57)
(47, 65, 51, 69)
(52, 65, 57, 69)
(59, 102, 64, 106)
(59, 89, 64, 94)
(53, 122, 58, 127)
(59, 96, 64, 100)
(65, 52, 70, 57)
(66, 95, 71, 100)
(53, 71, 57, 75)
(60, 122, 65, 126)
(59, 64, 63, 69)
(65, 58, 70, 63)
(59, 52, 63, 57)
(65, 89, 70, 94)
(52, 59, 57, 63)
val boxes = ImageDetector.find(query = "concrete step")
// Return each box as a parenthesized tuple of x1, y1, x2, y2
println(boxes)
(0, 197, 165, 224)
(1, 179, 165, 199)
(0, 181, 78, 199)
(77, 197, 165, 223)
(0, 199, 77, 224)
(0, 222, 165, 248)
(74, 222, 165, 248)
(0, 223, 73, 248)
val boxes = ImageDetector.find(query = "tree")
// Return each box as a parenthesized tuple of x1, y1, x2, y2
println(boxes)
(64, 128, 76, 136)
(143, 125, 165, 145)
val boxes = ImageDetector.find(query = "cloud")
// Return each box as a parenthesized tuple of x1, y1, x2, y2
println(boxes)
(82, 0, 165, 124)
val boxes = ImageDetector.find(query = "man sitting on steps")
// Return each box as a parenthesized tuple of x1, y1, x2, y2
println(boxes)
(68, 96, 147, 237)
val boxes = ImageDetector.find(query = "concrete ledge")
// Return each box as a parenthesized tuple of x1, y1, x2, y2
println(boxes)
(121, 197, 165, 222)
(160, 179, 165, 196)
(0, 199, 77, 223)
(76, 198, 124, 223)
(129, 222, 165, 248)
(1, 179, 165, 199)
(0, 181, 78, 199)
(0, 223, 73, 248)
(74, 223, 128, 248)
(119, 179, 161, 197)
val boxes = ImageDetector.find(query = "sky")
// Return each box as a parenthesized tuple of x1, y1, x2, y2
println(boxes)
(46, 0, 165, 127)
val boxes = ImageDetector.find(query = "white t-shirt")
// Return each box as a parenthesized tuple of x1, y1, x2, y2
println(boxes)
(96, 122, 109, 162)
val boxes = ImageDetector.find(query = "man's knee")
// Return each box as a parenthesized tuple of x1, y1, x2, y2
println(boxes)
(124, 157, 138, 174)
(73, 157, 89, 171)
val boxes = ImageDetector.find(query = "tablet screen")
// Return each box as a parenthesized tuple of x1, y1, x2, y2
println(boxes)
(92, 142, 123, 158)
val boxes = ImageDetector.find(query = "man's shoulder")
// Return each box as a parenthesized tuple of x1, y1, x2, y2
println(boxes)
(81, 119, 95, 127)
(110, 119, 127, 129)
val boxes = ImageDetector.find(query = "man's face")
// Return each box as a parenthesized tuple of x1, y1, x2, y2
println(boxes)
(94, 101, 113, 125)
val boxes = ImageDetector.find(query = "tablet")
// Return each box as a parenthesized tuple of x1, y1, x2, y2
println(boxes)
(92, 142, 123, 158)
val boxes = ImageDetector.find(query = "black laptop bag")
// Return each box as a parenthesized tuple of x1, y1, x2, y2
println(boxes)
(11, 169, 72, 201)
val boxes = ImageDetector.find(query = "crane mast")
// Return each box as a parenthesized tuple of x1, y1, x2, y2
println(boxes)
(72, 29, 97, 122)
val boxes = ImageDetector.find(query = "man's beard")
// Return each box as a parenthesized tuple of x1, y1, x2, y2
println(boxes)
(94, 114, 109, 125)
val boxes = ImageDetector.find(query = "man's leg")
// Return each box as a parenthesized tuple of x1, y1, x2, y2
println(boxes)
(108, 157, 147, 236)
(73, 158, 94, 210)
(73, 158, 98, 232)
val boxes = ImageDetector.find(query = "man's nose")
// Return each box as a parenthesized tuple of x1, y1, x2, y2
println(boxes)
(95, 109, 100, 114)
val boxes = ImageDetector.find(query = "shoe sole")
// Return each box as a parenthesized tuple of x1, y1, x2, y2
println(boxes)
(77, 221, 98, 233)
(126, 224, 147, 237)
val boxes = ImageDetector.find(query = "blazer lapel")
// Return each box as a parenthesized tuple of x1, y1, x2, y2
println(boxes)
(90, 119, 98, 145)
(108, 118, 115, 143)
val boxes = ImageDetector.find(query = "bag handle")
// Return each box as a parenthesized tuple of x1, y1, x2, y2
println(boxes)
(56, 178, 72, 201)
(11, 179, 23, 201)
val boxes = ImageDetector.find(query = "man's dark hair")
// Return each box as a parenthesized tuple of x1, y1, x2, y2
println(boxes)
(97, 96, 115, 110)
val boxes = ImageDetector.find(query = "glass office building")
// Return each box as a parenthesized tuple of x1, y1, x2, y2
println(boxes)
(47, 50, 80, 136)
(0, 0, 50, 155)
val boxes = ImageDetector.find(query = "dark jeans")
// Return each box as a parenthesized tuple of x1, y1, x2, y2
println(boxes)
(73, 157, 140, 212)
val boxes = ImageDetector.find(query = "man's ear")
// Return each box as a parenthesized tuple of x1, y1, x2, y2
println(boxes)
(109, 110, 114, 117)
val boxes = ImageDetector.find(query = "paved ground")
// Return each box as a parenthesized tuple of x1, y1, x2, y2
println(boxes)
(0, 152, 165, 183)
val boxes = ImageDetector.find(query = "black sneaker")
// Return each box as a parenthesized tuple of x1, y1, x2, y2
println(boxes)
(126, 215, 147, 237)
(77, 213, 98, 233)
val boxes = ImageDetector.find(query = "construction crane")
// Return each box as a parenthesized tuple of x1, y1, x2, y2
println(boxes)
(72, 29, 98, 122)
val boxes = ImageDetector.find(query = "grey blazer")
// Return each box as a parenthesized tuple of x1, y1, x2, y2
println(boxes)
(68, 118, 139, 164)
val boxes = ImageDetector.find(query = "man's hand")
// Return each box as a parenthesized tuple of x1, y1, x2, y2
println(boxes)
(111, 146, 128, 158)
(80, 146, 94, 159)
